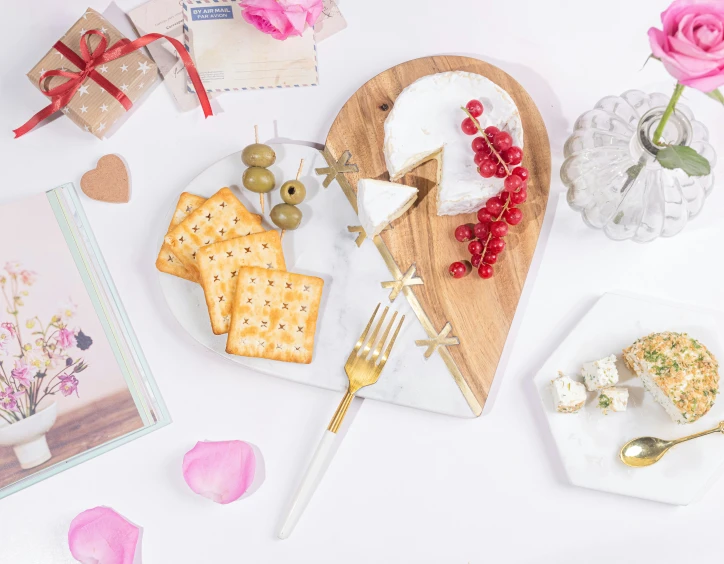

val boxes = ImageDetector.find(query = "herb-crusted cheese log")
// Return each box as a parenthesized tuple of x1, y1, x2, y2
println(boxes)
(623, 332, 719, 424)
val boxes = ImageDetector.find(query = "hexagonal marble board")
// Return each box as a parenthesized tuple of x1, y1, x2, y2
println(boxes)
(535, 292, 724, 505)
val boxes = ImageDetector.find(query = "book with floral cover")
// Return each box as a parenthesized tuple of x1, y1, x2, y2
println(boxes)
(0, 183, 169, 498)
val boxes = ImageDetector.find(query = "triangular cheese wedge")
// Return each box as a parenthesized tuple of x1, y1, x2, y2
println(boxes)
(357, 179, 418, 239)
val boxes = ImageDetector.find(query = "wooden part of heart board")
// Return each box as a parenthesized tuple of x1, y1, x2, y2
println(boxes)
(325, 56, 551, 416)
(80, 154, 131, 203)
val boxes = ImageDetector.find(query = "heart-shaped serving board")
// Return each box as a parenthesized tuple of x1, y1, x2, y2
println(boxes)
(324, 56, 551, 415)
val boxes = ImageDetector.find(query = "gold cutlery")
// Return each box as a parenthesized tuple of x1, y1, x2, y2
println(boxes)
(620, 421, 724, 467)
(278, 303, 404, 539)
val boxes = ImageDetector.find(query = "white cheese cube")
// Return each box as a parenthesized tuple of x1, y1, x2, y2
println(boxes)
(581, 355, 619, 391)
(551, 372, 587, 413)
(597, 387, 628, 413)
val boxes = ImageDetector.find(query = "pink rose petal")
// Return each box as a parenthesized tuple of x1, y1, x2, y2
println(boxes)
(68, 507, 140, 564)
(240, 0, 322, 40)
(182, 440, 256, 504)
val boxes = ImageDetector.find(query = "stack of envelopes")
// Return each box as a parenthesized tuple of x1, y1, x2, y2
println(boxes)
(157, 187, 324, 364)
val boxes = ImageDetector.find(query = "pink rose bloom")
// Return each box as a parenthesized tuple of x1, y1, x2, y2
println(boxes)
(58, 327, 76, 349)
(649, 0, 724, 91)
(240, 0, 323, 40)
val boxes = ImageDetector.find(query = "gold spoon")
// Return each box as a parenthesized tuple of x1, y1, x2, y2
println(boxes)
(620, 421, 724, 467)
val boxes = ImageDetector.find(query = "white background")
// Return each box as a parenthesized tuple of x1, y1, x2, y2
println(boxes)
(3, 0, 724, 562)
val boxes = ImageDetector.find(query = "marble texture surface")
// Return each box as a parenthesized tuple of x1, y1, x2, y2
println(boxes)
(535, 292, 724, 505)
(158, 143, 473, 417)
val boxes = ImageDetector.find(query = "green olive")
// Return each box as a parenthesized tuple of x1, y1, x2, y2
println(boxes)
(242, 167, 275, 193)
(241, 143, 276, 168)
(270, 203, 302, 230)
(280, 180, 306, 205)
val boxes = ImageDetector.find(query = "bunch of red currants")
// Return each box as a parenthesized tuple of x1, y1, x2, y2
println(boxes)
(449, 100, 528, 280)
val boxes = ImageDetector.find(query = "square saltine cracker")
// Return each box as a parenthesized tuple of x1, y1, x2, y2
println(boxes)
(226, 267, 324, 364)
(156, 192, 206, 282)
(198, 231, 286, 335)
(164, 187, 263, 275)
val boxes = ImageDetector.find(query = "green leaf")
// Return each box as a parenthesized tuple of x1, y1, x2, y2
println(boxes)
(656, 145, 711, 177)
(706, 88, 724, 106)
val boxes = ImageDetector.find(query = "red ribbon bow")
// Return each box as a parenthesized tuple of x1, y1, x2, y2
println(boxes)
(14, 30, 213, 138)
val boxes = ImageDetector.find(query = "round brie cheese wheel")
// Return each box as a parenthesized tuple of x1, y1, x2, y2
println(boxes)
(383, 71, 523, 216)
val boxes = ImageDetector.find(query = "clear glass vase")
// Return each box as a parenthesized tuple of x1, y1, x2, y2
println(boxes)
(561, 90, 716, 242)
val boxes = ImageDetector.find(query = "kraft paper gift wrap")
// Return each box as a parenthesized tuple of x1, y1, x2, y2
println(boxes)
(26, 7, 159, 139)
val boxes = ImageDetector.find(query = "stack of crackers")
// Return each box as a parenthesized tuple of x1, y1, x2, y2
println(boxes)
(156, 188, 324, 364)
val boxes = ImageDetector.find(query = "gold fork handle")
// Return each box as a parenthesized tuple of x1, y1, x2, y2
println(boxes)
(327, 389, 355, 433)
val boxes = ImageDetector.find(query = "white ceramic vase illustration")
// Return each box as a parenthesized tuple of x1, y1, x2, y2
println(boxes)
(0, 402, 57, 469)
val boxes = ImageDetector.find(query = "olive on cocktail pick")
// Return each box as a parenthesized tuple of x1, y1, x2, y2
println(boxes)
(241, 125, 276, 213)
(280, 160, 307, 205)
(270, 203, 302, 231)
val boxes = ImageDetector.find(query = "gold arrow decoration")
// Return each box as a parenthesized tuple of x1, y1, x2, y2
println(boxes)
(347, 225, 366, 247)
(415, 322, 460, 359)
(315, 148, 359, 188)
(381, 264, 423, 302)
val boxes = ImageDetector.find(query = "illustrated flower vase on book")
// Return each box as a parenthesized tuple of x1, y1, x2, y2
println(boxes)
(0, 262, 93, 469)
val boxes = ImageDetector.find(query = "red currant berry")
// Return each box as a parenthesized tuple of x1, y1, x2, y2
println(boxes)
(504, 174, 522, 192)
(448, 261, 469, 279)
(494, 164, 507, 178)
(499, 190, 511, 202)
(512, 166, 529, 182)
(478, 159, 497, 178)
(472, 137, 487, 153)
(454, 224, 474, 242)
(502, 146, 523, 165)
(510, 187, 528, 205)
(488, 237, 505, 254)
(474, 152, 487, 167)
(473, 222, 489, 239)
(477, 209, 493, 224)
(483, 252, 498, 265)
(461, 118, 478, 135)
(471, 253, 483, 268)
(468, 240, 483, 255)
(478, 263, 494, 279)
(503, 207, 523, 225)
(466, 99, 484, 118)
(485, 197, 504, 216)
(492, 131, 513, 152)
(490, 220, 509, 238)
(484, 126, 499, 140)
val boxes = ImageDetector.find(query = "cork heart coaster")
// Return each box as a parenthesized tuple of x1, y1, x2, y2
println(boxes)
(80, 155, 131, 203)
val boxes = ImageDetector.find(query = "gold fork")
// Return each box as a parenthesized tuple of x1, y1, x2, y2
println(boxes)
(278, 304, 404, 539)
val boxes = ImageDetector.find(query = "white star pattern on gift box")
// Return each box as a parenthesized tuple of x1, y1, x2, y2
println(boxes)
(100, 27, 107, 34)
(138, 82, 144, 90)
(98, 65, 108, 74)
(79, 28, 86, 35)
(137, 61, 150, 75)
(97, 122, 106, 132)
(100, 104, 108, 113)
(78, 84, 89, 96)
(79, 105, 88, 114)
(120, 84, 129, 92)
(120, 64, 128, 72)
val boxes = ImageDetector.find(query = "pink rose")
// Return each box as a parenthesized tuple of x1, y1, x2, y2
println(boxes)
(240, 0, 323, 40)
(649, 0, 724, 91)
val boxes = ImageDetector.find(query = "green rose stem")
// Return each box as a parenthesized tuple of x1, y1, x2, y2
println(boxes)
(652, 83, 685, 146)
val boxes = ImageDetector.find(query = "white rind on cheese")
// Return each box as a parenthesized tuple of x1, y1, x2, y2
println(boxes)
(357, 178, 418, 239)
(551, 372, 586, 414)
(581, 355, 619, 391)
(383, 71, 523, 216)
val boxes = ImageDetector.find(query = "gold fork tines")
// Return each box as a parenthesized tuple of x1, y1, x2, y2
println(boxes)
(328, 304, 404, 433)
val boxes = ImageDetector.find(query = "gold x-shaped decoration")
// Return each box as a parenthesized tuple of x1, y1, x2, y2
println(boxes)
(415, 322, 460, 359)
(315, 148, 359, 188)
(381, 264, 423, 302)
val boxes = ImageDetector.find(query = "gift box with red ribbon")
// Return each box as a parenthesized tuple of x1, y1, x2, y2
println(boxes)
(25, 8, 158, 139)
(16, 7, 212, 139)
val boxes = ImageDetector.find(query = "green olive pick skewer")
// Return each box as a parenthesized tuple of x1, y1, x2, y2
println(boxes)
(271, 159, 305, 239)
(241, 125, 276, 214)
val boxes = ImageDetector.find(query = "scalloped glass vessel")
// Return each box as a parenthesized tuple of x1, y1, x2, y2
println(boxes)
(562, 90, 716, 242)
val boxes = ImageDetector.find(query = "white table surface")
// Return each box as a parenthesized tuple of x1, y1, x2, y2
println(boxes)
(3, 0, 724, 562)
